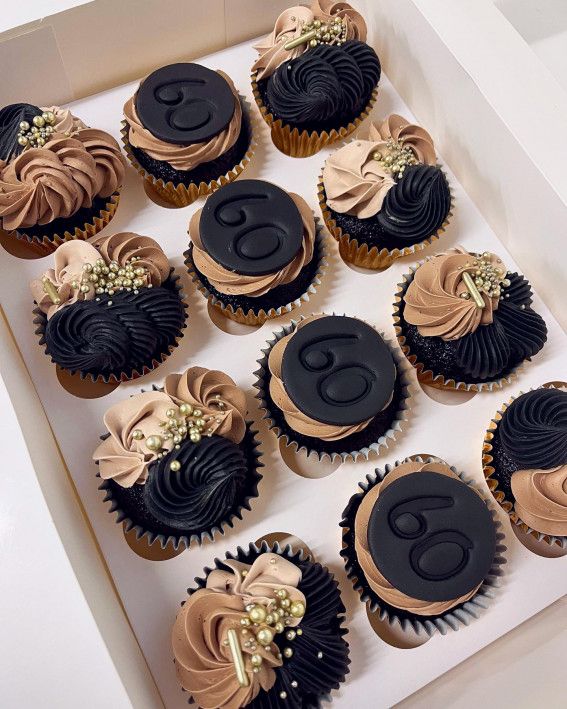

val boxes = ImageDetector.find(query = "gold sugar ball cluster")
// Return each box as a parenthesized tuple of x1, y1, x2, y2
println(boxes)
(373, 138, 418, 179)
(303, 15, 347, 48)
(17, 111, 56, 149)
(460, 253, 510, 301)
(72, 257, 150, 299)
(238, 587, 306, 673)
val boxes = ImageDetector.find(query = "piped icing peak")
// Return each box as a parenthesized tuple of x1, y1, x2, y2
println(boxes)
(93, 367, 247, 487)
(252, 1, 367, 80)
(172, 553, 306, 709)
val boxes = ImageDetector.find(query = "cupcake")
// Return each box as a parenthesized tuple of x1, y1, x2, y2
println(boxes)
(251, 2, 380, 157)
(94, 366, 263, 549)
(185, 179, 326, 325)
(319, 116, 452, 269)
(394, 248, 548, 391)
(0, 103, 123, 250)
(483, 386, 567, 547)
(255, 314, 411, 460)
(122, 63, 254, 207)
(172, 543, 350, 706)
(341, 457, 506, 634)
(31, 232, 187, 382)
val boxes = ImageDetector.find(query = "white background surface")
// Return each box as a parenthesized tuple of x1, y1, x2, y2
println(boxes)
(0, 0, 90, 33)
(1, 36, 566, 709)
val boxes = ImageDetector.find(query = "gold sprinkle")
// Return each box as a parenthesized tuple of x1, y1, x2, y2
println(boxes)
(227, 628, 249, 688)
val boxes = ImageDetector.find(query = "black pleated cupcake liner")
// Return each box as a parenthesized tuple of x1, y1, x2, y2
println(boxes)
(253, 316, 413, 462)
(33, 267, 189, 385)
(340, 455, 507, 636)
(393, 258, 523, 392)
(483, 385, 567, 549)
(177, 540, 350, 708)
(97, 419, 263, 552)
(185, 217, 328, 325)
(121, 93, 256, 207)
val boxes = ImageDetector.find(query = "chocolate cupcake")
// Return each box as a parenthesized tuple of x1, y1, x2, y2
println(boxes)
(394, 248, 548, 391)
(31, 232, 187, 382)
(483, 386, 567, 548)
(185, 179, 326, 325)
(319, 116, 452, 269)
(251, 2, 379, 157)
(95, 366, 263, 549)
(122, 63, 254, 207)
(341, 457, 506, 634)
(0, 103, 123, 251)
(255, 314, 412, 460)
(172, 543, 349, 706)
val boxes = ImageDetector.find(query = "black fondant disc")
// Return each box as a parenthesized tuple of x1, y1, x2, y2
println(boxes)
(199, 179, 304, 276)
(367, 471, 496, 602)
(135, 63, 235, 145)
(281, 316, 396, 426)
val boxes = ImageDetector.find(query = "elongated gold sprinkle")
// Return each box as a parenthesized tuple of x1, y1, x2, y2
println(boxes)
(284, 29, 317, 50)
(42, 277, 61, 305)
(462, 271, 485, 309)
(227, 628, 249, 688)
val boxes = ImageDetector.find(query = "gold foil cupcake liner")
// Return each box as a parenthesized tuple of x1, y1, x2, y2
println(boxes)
(185, 217, 328, 326)
(482, 387, 567, 549)
(121, 95, 257, 208)
(340, 455, 507, 636)
(393, 261, 522, 392)
(98, 422, 264, 552)
(253, 315, 413, 462)
(251, 71, 377, 158)
(33, 268, 189, 386)
(318, 171, 453, 270)
(7, 192, 120, 257)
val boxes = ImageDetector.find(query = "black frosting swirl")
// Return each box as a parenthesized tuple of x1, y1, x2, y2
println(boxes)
(42, 280, 185, 377)
(499, 388, 567, 470)
(144, 435, 248, 531)
(265, 40, 380, 130)
(376, 164, 451, 245)
(0, 103, 41, 161)
(456, 317, 510, 380)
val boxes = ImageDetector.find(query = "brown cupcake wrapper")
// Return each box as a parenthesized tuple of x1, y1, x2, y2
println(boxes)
(340, 455, 507, 636)
(97, 420, 264, 552)
(251, 71, 378, 158)
(5, 192, 120, 256)
(482, 385, 567, 549)
(185, 216, 328, 326)
(393, 260, 522, 392)
(253, 315, 413, 462)
(121, 94, 256, 207)
(33, 267, 189, 386)
(317, 164, 454, 270)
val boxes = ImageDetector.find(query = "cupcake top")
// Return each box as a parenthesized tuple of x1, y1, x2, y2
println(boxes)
(401, 247, 547, 380)
(30, 232, 186, 377)
(123, 63, 243, 171)
(268, 314, 396, 441)
(189, 179, 316, 297)
(252, 1, 367, 80)
(500, 388, 567, 536)
(322, 116, 450, 246)
(173, 548, 349, 708)
(0, 103, 124, 230)
(354, 460, 496, 615)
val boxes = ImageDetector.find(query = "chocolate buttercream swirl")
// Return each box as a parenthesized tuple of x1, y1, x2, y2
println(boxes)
(123, 71, 242, 172)
(369, 115, 437, 165)
(500, 389, 567, 470)
(376, 164, 450, 245)
(355, 461, 485, 615)
(90, 232, 170, 287)
(173, 589, 280, 709)
(144, 435, 248, 531)
(0, 129, 123, 230)
(403, 249, 502, 341)
(265, 40, 380, 127)
(252, 1, 367, 80)
(43, 284, 185, 377)
(42, 105, 87, 136)
(164, 367, 247, 444)
(511, 464, 567, 537)
(30, 240, 100, 318)
(190, 192, 315, 296)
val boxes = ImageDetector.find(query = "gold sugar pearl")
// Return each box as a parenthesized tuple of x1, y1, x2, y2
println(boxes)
(290, 601, 305, 618)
